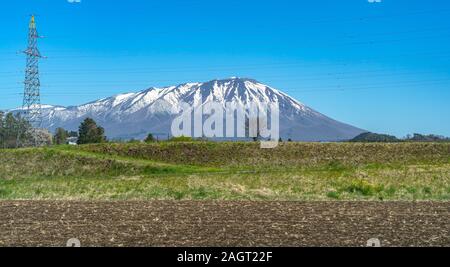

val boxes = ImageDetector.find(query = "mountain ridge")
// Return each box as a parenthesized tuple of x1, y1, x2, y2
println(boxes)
(11, 77, 365, 141)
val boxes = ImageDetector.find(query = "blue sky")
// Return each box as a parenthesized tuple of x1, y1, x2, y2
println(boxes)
(1, 0, 450, 137)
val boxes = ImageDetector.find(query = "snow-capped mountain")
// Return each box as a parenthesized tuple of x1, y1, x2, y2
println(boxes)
(13, 78, 365, 141)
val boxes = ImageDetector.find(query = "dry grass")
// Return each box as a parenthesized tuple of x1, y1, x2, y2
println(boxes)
(77, 142, 450, 168)
(0, 142, 449, 201)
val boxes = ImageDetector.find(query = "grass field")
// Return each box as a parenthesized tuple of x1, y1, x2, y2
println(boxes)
(0, 142, 449, 201)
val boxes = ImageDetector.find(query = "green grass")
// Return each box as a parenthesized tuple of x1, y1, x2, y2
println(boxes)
(0, 142, 449, 201)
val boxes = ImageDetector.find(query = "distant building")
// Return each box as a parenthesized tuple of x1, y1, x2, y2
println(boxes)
(67, 137, 78, 145)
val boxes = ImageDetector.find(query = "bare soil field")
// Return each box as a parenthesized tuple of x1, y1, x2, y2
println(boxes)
(0, 201, 448, 247)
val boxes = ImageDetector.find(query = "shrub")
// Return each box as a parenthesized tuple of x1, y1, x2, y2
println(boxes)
(169, 136, 194, 142)
(343, 180, 378, 196)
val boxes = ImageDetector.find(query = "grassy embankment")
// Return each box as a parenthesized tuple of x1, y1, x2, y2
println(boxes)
(0, 142, 449, 201)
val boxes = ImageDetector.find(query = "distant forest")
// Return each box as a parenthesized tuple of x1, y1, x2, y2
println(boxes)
(350, 132, 450, 143)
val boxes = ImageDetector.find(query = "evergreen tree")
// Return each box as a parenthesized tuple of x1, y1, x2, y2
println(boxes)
(144, 133, 156, 143)
(54, 128, 69, 145)
(77, 118, 106, 145)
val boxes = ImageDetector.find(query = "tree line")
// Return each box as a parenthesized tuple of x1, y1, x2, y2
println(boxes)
(3, 113, 449, 148)
(53, 118, 107, 145)
(350, 132, 450, 143)
(0, 114, 107, 148)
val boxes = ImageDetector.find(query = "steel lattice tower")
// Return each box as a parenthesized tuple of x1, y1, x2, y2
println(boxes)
(22, 15, 43, 128)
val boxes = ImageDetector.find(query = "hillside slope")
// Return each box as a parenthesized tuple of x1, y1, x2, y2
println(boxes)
(13, 78, 365, 141)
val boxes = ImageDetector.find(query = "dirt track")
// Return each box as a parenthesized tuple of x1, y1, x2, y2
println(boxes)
(0, 201, 448, 247)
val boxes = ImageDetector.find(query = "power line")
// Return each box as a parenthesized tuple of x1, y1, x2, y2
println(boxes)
(1, 30, 450, 63)
(12, 7, 450, 42)
(1, 49, 450, 78)
(2, 65, 450, 88)
(2, 77, 450, 97)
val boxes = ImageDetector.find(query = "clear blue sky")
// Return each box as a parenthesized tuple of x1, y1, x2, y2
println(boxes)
(1, 0, 449, 137)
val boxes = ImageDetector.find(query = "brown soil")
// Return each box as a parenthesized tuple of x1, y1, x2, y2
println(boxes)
(0, 201, 448, 247)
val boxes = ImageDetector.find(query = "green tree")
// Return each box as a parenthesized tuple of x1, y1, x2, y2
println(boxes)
(15, 115, 32, 147)
(144, 133, 156, 143)
(0, 113, 32, 148)
(4, 113, 17, 148)
(0, 112, 4, 148)
(77, 118, 106, 145)
(350, 132, 399, 143)
(54, 128, 69, 145)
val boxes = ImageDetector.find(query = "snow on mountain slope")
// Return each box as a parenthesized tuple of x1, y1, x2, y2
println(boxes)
(13, 78, 365, 141)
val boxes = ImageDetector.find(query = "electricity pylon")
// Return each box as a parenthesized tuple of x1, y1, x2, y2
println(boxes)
(22, 15, 43, 129)
(18, 15, 44, 147)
